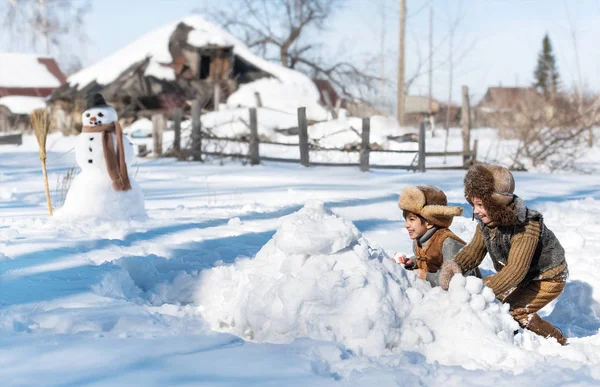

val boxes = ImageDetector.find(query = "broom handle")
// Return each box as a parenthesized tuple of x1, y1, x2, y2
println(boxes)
(41, 158, 53, 216)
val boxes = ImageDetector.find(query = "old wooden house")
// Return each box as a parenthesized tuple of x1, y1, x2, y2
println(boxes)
(474, 87, 546, 128)
(49, 18, 276, 132)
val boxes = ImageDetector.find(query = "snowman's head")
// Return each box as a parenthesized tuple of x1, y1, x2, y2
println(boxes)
(82, 93, 117, 127)
(82, 106, 117, 127)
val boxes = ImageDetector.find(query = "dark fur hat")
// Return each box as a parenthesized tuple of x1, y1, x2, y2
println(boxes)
(398, 185, 463, 228)
(464, 163, 517, 226)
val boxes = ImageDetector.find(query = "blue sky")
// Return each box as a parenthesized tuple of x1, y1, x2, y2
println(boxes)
(7, 0, 600, 106)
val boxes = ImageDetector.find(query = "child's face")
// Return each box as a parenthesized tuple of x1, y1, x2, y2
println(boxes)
(404, 213, 432, 239)
(472, 196, 492, 224)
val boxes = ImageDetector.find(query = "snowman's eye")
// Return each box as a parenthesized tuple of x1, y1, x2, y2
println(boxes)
(98, 112, 104, 117)
(86, 113, 90, 117)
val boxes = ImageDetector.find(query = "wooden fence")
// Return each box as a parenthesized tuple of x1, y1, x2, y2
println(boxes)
(148, 105, 477, 172)
(149, 85, 478, 172)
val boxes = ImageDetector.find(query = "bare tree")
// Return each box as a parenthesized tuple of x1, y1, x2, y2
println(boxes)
(0, 0, 90, 67)
(506, 91, 600, 172)
(205, 0, 379, 102)
(564, 0, 593, 148)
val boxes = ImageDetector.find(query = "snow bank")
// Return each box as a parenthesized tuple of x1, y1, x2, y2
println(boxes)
(123, 117, 153, 138)
(196, 202, 554, 369)
(196, 201, 416, 356)
(227, 78, 328, 121)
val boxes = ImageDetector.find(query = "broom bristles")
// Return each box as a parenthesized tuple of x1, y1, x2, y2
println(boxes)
(30, 108, 50, 160)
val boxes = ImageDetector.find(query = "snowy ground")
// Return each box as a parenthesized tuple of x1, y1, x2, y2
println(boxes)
(1, 134, 600, 385)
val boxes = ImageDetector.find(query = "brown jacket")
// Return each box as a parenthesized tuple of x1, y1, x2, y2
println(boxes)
(415, 228, 466, 273)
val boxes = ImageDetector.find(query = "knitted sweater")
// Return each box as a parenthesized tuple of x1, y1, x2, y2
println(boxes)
(453, 196, 567, 295)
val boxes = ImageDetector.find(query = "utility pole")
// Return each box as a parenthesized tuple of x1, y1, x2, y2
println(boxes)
(380, 0, 386, 109)
(397, 0, 406, 126)
(428, 7, 434, 134)
(428, 7, 433, 114)
(444, 20, 454, 130)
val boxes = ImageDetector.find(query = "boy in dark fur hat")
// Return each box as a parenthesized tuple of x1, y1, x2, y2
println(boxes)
(394, 185, 479, 287)
(440, 163, 568, 345)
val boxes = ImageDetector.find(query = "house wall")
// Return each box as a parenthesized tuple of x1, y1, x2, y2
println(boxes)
(0, 107, 29, 132)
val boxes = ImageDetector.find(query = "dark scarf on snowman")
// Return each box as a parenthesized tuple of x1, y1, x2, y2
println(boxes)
(82, 122, 131, 191)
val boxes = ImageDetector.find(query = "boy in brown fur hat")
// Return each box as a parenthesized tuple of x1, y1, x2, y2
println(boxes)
(394, 185, 479, 287)
(440, 163, 568, 345)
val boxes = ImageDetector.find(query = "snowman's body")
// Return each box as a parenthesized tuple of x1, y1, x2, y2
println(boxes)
(57, 103, 146, 221)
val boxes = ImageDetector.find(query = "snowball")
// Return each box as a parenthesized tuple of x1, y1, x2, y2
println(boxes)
(448, 273, 467, 291)
(465, 276, 484, 295)
(482, 287, 496, 303)
(469, 294, 486, 312)
(450, 287, 471, 304)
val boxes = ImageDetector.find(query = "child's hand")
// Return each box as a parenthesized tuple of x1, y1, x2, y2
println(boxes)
(392, 252, 407, 264)
(392, 253, 416, 269)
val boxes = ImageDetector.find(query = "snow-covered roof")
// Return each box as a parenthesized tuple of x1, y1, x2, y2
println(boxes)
(0, 52, 63, 88)
(67, 15, 319, 99)
(0, 96, 47, 115)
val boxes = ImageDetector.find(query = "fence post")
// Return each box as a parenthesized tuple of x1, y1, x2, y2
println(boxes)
(418, 120, 426, 173)
(192, 99, 202, 161)
(471, 139, 478, 166)
(249, 108, 260, 165)
(214, 83, 221, 111)
(254, 92, 263, 107)
(323, 90, 338, 119)
(298, 107, 310, 167)
(173, 108, 182, 153)
(152, 114, 164, 157)
(461, 85, 471, 168)
(360, 117, 370, 172)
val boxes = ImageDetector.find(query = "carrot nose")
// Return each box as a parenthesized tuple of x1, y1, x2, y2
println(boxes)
(90, 116, 97, 122)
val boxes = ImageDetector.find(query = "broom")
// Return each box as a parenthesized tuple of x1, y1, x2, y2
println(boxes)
(30, 108, 53, 215)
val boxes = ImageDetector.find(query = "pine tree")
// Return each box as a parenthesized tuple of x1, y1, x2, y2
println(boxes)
(533, 34, 560, 99)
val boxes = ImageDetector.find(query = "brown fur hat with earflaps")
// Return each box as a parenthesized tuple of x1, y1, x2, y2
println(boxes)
(464, 163, 517, 226)
(398, 185, 463, 228)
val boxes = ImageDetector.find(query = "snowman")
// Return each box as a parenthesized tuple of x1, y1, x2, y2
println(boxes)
(57, 93, 146, 220)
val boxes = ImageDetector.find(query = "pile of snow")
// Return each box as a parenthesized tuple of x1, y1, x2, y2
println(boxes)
(0, 96, 46, 115)
(227, 78, 328, 121)
(196, 202, 557, 368)
(404, 275, 526, 370)
(123, 117, 153, 138)
(196, 200, 416, 356)
(0, 52, 62, 88)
